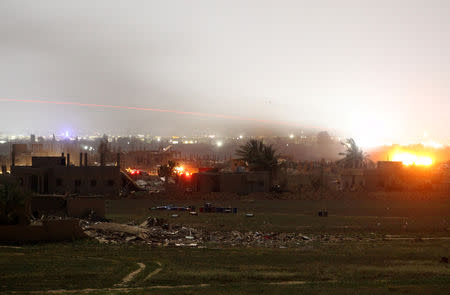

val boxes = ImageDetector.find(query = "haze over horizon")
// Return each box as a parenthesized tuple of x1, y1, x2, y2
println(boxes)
(1, 1, 449, 146)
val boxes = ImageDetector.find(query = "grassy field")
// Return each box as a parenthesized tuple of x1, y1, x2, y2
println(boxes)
(1, 198, 449, 294)
(107, 198, 450, 235)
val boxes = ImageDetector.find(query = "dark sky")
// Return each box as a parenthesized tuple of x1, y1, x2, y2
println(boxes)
(1, 1, 449, 146)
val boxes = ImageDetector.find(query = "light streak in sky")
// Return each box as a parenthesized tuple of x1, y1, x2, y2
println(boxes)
(0, 98, 304, 127)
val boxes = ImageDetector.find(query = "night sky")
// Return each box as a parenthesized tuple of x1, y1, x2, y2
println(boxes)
(1, 1, 449, 146)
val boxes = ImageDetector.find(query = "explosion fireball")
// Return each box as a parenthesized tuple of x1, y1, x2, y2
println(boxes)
(391, 152, 433, 166)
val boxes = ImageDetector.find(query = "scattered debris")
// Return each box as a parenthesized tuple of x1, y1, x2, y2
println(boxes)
(151, 205, 195, 211)
(199, 203, 237, 214)
(80, 215, 408, 248)
(82, 209, 109, 222)
(139, 217, 166, 227)
(81, 216, 332, 248)
(87, 222, 150, 240)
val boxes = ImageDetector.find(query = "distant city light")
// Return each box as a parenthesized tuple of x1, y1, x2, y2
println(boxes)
(83, 146, 88, 150)
(0, 140, 6, 144)
(289, 134, 294, 139)
(216, 141, 223, 147)
(239, 135, 243, 139)
(156, 137, 161, 142)
(65, 131, 69, 137)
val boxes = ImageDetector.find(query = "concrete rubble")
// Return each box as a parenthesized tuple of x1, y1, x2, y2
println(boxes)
(81, 216, 374, 248)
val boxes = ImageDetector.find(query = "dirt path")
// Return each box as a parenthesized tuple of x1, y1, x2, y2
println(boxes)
(266, 281, 307, 285)
(114, 262, 146, 287)
(144, 261, 163, 281)
(0, 246, 24, 249)
(21, 279, 341, 294)
(26, 284, 211, 294)
(266, 279, 338, 285)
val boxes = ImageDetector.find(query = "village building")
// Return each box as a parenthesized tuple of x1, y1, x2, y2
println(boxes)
(190, 171, 272, 194)
(11, 153, 121, 197)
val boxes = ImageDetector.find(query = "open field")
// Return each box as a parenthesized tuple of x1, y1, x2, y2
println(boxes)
(1, 240, 449, 294)
(107, 198, 450, 235)
(1, 198, 449, 294)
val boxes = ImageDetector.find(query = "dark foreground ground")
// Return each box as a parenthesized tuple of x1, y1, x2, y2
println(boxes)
(1, 197, 449, 294)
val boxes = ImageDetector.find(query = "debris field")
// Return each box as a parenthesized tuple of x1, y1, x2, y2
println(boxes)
(81, 216, 379, 248)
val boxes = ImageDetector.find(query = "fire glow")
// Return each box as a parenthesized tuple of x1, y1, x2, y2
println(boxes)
(126, 168, 141, 175)
(391, 152, 433, 166)
(175, 166, 191, 177)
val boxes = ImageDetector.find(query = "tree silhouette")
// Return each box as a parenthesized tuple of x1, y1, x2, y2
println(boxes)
(337, 138, 371, 168)
(236, 139, 278, 172)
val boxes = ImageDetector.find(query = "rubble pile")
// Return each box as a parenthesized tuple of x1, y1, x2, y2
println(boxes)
(81, 216, 364, 248)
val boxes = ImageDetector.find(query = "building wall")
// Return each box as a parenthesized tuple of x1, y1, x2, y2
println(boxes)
(12, 166, 120, 196)
(0, 220, 87, 242)
(192, 172, 271, 194)
(192, 173, 220, 192)
(67, 197, 105, 218)
(219, 174, 247, 194)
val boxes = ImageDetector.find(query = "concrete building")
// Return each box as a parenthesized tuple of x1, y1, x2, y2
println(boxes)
(340, 161, 405, 191)
(191, 171, 272, 194)
(340, 161, 448, 192)
(11, 153, 121, 197)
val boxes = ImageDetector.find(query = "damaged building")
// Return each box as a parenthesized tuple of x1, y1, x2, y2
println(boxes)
(11, 153, 122, 197)
(121, 149, 181, 173)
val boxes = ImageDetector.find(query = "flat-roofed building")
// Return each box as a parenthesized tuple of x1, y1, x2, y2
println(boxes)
(11, 154, 121, 197)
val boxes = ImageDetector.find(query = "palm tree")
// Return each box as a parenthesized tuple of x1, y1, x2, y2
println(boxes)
(337, 138, 372, 168)
(236, 139, 278, 172)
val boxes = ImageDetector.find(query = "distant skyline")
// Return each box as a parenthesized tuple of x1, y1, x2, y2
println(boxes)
(1, 1, 449, 146)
